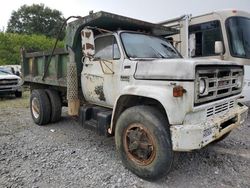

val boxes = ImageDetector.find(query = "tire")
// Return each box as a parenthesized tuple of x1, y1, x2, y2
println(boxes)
(45, 89, 62, 123)
(15, 91, 22, 98)
(30, 89, 51, 125)
(212, 131, 231, 144)
(115, 105, 174, 181)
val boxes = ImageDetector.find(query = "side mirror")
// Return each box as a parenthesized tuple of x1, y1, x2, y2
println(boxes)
(81, 28, 95, 58)
(215, 41, 223, 54)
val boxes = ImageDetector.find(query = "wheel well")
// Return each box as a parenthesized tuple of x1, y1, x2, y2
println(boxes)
(112, 95, 168, 134)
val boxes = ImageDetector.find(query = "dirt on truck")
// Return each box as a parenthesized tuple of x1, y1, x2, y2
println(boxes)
(21, 11, 248, 181)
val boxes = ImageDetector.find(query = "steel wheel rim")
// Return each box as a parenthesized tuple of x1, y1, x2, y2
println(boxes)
(123, 123, 156, 166)
(32, 98, 40, 119)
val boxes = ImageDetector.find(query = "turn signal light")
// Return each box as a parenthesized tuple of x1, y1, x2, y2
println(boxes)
(173, 86, 186, 97)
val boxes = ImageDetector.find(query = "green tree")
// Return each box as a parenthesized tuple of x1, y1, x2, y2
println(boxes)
(0, 32, 64, 65)
(7, 4, 65, 40)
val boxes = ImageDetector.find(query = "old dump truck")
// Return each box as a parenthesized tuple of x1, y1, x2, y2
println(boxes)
(22, 11, 248, 180)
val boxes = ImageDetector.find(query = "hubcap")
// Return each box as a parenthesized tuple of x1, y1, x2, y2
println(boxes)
(123, 123, 156, 166)
(31, 98, 40, 119)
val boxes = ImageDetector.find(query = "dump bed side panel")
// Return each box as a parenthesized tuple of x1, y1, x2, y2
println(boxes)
(22, 48, 69, 88)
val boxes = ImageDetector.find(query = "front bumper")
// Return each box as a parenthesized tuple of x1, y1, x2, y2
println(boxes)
(170, 103, 248, 151)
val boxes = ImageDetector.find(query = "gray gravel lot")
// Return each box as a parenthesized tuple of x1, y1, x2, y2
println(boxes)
(0, 106, 250, 188)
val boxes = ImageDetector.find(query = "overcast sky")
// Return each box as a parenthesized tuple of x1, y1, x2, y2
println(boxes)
(1, 0, 250, 30)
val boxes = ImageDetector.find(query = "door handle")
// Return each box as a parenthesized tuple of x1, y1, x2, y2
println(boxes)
(85, 63, 93, 67)
(124, 65, 131, 69)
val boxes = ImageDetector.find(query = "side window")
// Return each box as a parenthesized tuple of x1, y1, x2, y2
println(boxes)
(94, 35, 121, 60)
(189, 20, 223, 57)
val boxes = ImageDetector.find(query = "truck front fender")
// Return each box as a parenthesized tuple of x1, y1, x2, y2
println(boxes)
(110, 84, 194, 134)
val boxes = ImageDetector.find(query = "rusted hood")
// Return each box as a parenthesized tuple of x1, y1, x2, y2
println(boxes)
(134, 58, 240, 81)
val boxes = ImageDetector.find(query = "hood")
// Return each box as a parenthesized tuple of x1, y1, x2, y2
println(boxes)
(134, 58, 240, 80)
(0, 74, 20, 80)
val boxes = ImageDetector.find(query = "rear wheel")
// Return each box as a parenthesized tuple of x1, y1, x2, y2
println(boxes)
(45, 89, 62, 123)
(115, 106, 174, 181)
(30, 89, 51, 125)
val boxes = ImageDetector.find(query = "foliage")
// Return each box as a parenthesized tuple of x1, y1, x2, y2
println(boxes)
(0, 32, 64, 65)
(0, 91, 30, 108)
(7, 4, 65, 40)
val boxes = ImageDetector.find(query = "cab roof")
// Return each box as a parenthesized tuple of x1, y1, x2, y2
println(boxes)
(66, 11, 178, 49)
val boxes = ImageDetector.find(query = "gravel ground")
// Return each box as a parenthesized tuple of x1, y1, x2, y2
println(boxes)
(0, 100, 250, 188)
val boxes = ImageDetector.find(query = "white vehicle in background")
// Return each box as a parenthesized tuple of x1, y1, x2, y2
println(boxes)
(0, 65, 21, 76)
(0, 67, 22, 98)
(160, 10, 250, 103)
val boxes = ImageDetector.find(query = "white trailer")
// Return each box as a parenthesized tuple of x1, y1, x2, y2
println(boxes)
(160, 10, 250, 103)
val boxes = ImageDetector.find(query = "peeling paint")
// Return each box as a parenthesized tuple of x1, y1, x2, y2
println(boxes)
(94, 85, 105, 101)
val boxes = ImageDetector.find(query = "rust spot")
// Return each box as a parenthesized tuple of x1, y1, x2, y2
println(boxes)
(94, 85, 105, 101)
(86, 43, 94, 50)
(85, 31, 92, 38)
(81, 31, 85, 37)
(173, 85, 186, 97)
(123, 123, 156, 166)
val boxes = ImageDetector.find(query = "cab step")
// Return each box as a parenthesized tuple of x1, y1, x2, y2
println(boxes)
(79, 105, 112, 136)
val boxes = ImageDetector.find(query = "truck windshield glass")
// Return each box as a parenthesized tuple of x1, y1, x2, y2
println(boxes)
(121, 33, 181, 59)
(226, 17, 250, 59)
(0, 70, 11, 75)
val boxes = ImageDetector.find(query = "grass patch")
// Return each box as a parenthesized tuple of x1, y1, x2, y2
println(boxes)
(0, 91, 30, 108)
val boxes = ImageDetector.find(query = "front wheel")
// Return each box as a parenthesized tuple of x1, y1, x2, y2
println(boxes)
(115, 106, 174, 181)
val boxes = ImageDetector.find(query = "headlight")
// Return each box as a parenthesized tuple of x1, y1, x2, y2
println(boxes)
(235, 77, 242, 88)
(18, 78, 23, 85)
(199, 78, 206, 95)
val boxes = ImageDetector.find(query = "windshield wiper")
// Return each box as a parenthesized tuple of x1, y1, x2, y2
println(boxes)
(150, 46, 166, 58)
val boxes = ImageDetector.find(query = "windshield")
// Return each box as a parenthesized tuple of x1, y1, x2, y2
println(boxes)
(121, 32, 181, 59)
(0, 69, 11, 75)
(226, 17, 250, 59)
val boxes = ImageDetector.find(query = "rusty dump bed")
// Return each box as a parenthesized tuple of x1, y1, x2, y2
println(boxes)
(22, 11, 176, 88)
(21, 48, 69, 87)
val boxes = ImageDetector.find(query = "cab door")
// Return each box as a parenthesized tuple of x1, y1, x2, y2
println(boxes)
(81, 34, 122, 107)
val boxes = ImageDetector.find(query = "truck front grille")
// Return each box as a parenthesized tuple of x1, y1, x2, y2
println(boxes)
(195, 65, 243, 105)
(207, 100, 234, 117)
(0, 79, 18, 86)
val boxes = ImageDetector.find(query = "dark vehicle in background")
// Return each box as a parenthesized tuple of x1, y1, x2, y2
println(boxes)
(0, 68, 22, 98)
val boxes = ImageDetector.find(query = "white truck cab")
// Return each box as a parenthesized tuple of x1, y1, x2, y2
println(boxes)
(81, 28, 248, 150)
